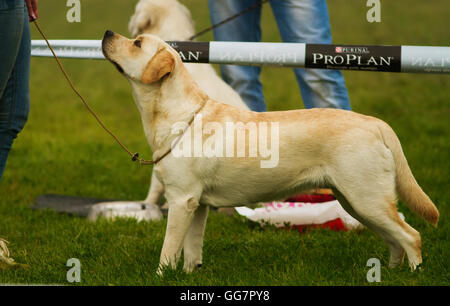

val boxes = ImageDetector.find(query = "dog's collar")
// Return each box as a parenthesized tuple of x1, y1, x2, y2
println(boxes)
(144, 98, 209, 165)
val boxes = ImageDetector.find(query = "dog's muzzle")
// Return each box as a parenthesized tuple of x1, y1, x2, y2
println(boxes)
(104, 29, 114, 39)
(102, 30, 124, 74)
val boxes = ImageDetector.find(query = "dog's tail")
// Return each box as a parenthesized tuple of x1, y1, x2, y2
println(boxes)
(378, 121, 439, 226)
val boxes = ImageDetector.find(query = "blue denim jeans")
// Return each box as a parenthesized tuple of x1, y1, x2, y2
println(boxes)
(208, 0, 351, 112)
(0, 0, 30, 181)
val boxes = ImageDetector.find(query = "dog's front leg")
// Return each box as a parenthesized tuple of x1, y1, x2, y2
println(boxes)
(183, 204, 209, 272)
(157, 197, 199, 275)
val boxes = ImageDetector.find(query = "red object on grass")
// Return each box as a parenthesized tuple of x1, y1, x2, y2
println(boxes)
(282, 193, 344, 233)
(285, 193, 335, 203)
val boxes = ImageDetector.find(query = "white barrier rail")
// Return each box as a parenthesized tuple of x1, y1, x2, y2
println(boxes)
(31, 40, 450, 74)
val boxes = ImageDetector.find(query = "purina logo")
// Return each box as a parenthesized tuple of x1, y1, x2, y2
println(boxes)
(335, 46, 370, 54)
(305, 44, 402, 72)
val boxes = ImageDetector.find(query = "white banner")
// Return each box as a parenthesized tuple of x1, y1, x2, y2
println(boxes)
(31, 40, 450, 74)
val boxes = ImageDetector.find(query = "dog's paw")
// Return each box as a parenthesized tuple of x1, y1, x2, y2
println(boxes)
(409, 262, 423, 272)
(408, 260, 423, 272)
(183, 261, 202, 273)
(156, 267, 164, 277)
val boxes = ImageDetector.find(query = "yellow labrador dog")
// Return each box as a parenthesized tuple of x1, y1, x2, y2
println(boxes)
(129, 0, 249, 213)
(102, 31, 439, 274)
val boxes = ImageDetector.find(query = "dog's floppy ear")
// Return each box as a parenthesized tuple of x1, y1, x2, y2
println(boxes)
(141, 48, 175, 84)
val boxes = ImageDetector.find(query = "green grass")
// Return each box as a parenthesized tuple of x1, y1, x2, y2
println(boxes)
(0, 0, 449, 285)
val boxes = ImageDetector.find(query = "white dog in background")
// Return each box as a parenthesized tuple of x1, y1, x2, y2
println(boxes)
(129, 0, 249, 215)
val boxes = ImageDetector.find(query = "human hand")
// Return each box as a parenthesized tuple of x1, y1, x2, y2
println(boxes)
(25, 0, 38, 22)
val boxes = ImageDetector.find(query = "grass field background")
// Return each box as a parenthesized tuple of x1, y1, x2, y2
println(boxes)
(0, 0, 448, 285)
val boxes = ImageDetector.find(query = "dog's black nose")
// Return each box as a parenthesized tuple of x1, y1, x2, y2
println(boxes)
(104, 30, 114, 39)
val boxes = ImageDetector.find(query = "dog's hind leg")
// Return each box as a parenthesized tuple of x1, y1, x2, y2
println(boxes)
(329, 152, 422, 271)
(144, 171, 165, 205)
(333, 189, 405, 268)
(157, 195, 200, 275)
(183, 204, 209, 272)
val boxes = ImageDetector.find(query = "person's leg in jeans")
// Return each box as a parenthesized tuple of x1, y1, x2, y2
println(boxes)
(208, 0, 266, 112)
(0, 1, 31, 181)
(270, 0, 351, 110)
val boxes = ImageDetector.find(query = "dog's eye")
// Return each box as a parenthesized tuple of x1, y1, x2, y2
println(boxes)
(134, 40, 141, 48)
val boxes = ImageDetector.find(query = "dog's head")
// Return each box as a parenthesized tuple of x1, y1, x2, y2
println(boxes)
(102, 30, 177, 85)
(128, 0, 195, 40)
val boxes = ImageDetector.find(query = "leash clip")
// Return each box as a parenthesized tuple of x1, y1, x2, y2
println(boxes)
(131, 152, 139, 162)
